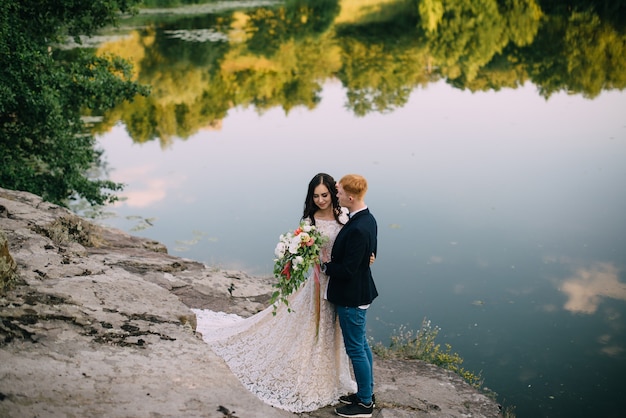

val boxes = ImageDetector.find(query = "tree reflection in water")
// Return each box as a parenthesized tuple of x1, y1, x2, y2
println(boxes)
(90, 0, 626, 146)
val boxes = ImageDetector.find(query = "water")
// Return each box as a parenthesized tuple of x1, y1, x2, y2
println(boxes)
(97, 80, 626, 417)
(82, 2, 626, 416)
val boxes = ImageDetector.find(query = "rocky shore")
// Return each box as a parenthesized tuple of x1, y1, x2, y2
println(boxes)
(0, 187, 502, 417)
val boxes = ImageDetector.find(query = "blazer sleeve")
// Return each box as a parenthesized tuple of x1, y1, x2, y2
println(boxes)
(326, 227, 369, 280)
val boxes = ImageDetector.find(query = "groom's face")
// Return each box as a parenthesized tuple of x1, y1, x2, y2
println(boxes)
(336, 183, 350, 208)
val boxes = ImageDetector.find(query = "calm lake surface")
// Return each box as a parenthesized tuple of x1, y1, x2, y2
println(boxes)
(87, 2, 626, 417)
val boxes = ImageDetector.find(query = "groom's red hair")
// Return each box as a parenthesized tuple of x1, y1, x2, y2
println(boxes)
(338, 174, 368, 200)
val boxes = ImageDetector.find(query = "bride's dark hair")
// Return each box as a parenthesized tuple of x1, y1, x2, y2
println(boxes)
(302, 173, 344, 226)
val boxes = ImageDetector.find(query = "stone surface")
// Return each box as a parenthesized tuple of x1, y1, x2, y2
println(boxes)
(0, 187, 502, 417)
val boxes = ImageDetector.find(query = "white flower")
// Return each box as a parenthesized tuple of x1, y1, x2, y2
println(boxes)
(288, 235, 301, 254)
(292, 255, 304, 270)
(299, 232, 311, 243)
(274, 241, 286, 259)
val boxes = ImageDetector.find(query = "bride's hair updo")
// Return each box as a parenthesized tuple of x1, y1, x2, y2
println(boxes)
(302, 173, 344, 225)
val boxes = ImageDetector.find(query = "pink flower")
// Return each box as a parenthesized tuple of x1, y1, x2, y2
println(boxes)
(281, 261, 291, 281)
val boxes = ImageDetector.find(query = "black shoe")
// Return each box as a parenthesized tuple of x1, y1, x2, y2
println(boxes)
(335, 401, 374, 418)
(339, 393, 376, 407)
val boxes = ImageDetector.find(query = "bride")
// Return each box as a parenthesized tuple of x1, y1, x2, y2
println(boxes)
(193, 173, 372, 413)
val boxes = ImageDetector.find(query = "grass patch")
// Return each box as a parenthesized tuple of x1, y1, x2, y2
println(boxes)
(372, 317, 484, 389)
(0, 229, 21, 293)
(38, 215, 103, 247)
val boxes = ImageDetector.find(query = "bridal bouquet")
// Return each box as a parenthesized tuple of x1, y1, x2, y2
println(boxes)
(270, 219, 328, 314)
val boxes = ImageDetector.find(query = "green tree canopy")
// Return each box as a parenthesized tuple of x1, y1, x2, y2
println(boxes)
(0, 0, 148, 207)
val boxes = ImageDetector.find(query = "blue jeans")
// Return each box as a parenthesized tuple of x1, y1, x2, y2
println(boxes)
(336, 305, 373, 404)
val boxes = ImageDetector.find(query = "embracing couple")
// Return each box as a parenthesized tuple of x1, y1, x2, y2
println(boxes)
(200, 173, 378, 417)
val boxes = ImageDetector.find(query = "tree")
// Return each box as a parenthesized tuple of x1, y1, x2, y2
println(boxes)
(524, 10, 626, 98)
(0, 0, 148, 207)
(420, 0, 508, 82)
(502, 0, 543, 47)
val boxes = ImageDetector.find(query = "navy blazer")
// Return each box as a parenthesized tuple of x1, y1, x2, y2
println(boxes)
(325, 208, 378, 307)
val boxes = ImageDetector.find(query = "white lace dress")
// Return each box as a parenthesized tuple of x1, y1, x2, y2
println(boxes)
(193, 218, 356, 413)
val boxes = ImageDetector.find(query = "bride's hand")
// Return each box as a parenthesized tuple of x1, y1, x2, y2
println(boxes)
(369, 252, 376, 265)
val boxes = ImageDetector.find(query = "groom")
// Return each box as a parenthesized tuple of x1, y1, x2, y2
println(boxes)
(321, 174, 378, 418)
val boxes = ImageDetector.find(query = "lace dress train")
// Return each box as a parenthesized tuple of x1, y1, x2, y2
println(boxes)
(193, 219, 356, 413)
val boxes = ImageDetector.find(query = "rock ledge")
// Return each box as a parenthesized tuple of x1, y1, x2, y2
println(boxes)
(0, 187, 502, 417)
